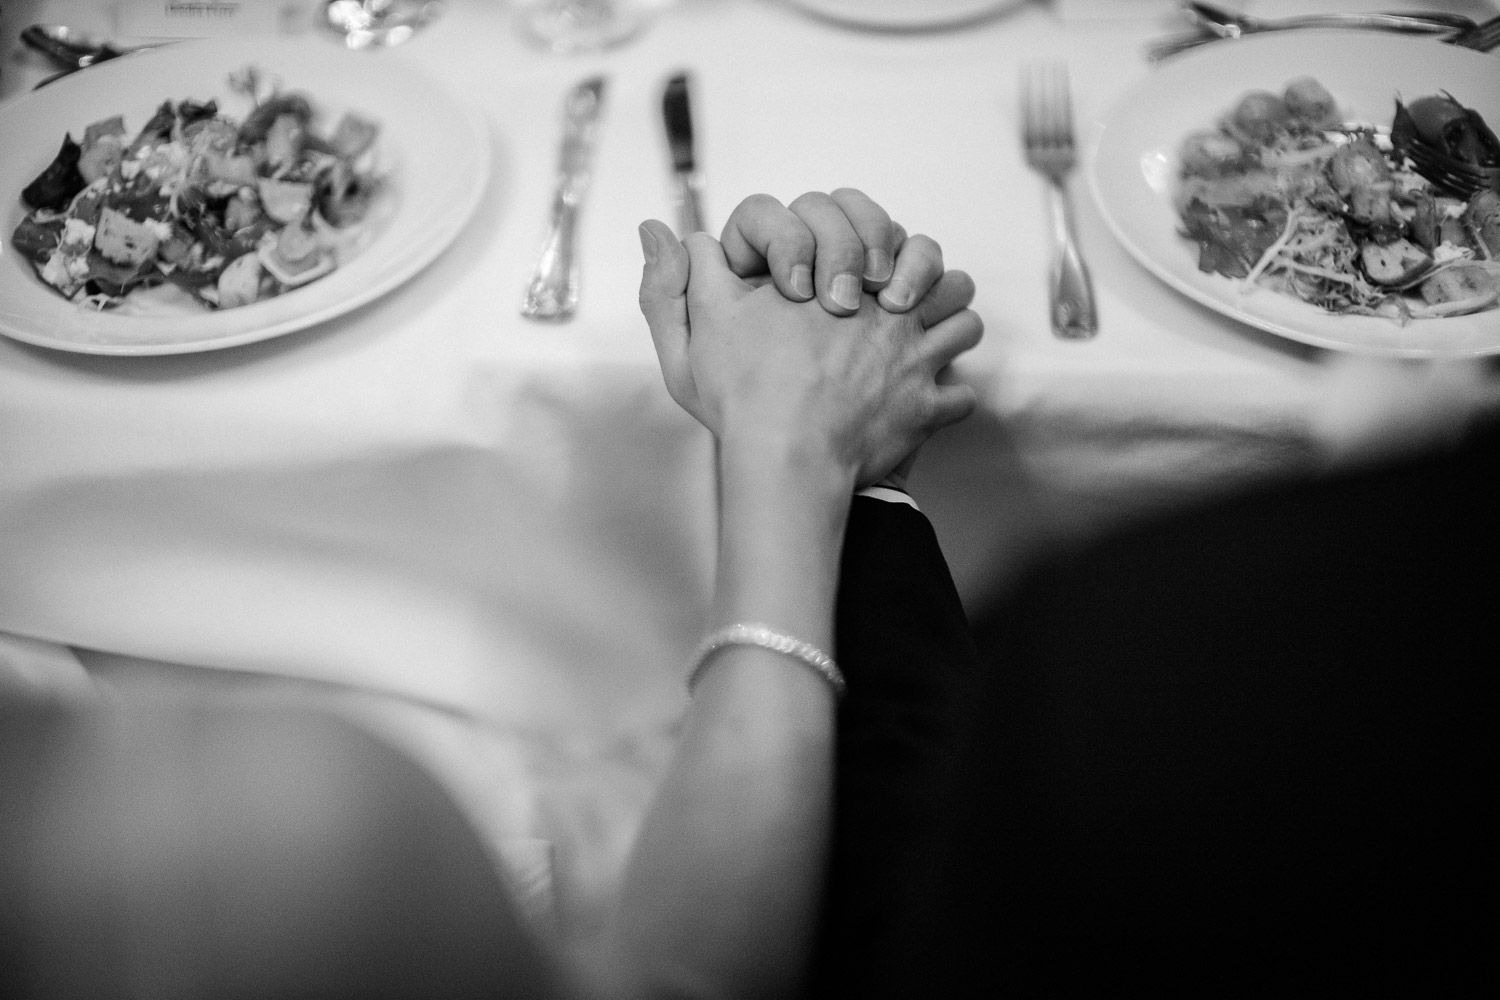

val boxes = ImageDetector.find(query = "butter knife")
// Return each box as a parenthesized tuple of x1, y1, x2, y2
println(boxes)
(522, 75, 607, 321)
(662, 72, 706, 236)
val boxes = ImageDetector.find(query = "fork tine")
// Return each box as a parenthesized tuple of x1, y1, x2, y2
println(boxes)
(1020, 66, 1038, 144)
(1057, 64, 1073, 148)
(1451, 13, 1500, 50)
(1030, 62, 1073, 151)
(1021, 62, 1068, 150)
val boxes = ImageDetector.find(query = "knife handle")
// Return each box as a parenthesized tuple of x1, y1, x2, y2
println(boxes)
(675, 173, 706, 236)
(521, 187, 583, 321)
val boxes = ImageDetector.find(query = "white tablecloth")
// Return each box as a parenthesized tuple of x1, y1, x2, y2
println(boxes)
(4, 0, 1499, 941)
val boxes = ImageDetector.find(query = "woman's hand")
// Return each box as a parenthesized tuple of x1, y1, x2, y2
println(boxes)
(639, 221, 981, 489)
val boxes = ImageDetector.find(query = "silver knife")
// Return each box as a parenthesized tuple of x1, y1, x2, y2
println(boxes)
(522, 75, 607, 321)
(662, 72, 706, 236)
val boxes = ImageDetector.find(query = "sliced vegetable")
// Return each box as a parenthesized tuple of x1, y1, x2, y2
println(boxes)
(216, 251, 264, 308)
(1417, 261, 1500, 315)
(1467, 190, 1500, 257)
(330, 113, 380, 159)
(1360, 239, 1431, 286)
(257, 177, 314, 224)
(21, 136, 86, 211)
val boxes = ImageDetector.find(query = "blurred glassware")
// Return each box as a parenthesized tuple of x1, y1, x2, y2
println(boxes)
(324, 0, 444, 48)
(514, 0, 647, 54)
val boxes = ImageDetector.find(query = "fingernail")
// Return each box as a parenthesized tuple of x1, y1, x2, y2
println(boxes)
(863, 248, 893, 284)
(831, 273, 862, 311)
(790, 264, 814, 299)
(881, 281, 913, 310)
(638, 223, 659, 264)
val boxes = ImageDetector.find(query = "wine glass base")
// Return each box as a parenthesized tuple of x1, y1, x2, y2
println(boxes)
(515, 2, 647, 55)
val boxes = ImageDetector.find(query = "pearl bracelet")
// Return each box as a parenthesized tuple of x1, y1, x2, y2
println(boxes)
(686, 623, 847, 700)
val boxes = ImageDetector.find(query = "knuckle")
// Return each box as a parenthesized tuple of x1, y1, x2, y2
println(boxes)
(736, 192, 782, 215)
(774, 231, 816, 264)
(946, 268, 975, 294)
(965, 312, 985, 348)
(832, 188, 892, 232)
(789, 190, 835, 215)
(907, 234, 943, 259)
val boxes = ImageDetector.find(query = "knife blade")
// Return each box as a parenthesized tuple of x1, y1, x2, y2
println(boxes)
(662, 72, 706, 236)
(522, 75, 607, 321)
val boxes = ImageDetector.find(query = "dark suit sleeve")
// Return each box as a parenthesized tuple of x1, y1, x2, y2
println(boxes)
(898, 423, 1500, 996)
(803, 496, 983, 996)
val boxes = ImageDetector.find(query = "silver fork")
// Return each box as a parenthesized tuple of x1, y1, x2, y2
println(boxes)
(1449, 13, 1500, 50)
(1021, 63, 1098, 340)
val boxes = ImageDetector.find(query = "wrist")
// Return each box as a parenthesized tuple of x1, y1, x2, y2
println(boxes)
(716, 426, 858, 502)
(712, 430, 854, 652)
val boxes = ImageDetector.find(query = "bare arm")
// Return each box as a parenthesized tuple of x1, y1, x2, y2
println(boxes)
(606, 436, 849, 998)
(612, 210, 981, 998)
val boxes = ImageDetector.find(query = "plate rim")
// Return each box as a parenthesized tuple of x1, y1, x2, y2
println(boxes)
(777, 0, 1027, 31)
(1085, 30, 1500, 359)
(0, 35, 489, 357)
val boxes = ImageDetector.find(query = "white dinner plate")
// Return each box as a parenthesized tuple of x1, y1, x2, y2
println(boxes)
(778, 0, 1028, 31)
(0, 35, 487, 356)
(1088, 31, 1500, 358)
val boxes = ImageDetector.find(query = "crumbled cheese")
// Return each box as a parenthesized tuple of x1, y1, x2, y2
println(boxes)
(40, 250, 71, 289)
(61, 218, 96, 248)
(1433, 242, 1474, 264)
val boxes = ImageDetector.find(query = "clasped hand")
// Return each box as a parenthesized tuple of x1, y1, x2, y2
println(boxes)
(638, 189, 982, 488)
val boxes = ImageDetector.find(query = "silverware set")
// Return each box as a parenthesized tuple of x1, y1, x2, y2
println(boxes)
(18, 7, 1499, 334)
(1151, 1, 1500, 60)
(521, 71, 705, 322)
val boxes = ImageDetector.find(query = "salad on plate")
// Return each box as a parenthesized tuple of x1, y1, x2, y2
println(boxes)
(1174, 77, 1500, 324)
(10, 67, 384, 315)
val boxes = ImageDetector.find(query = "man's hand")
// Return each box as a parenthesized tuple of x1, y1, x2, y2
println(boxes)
(719, 189, 947, 316)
